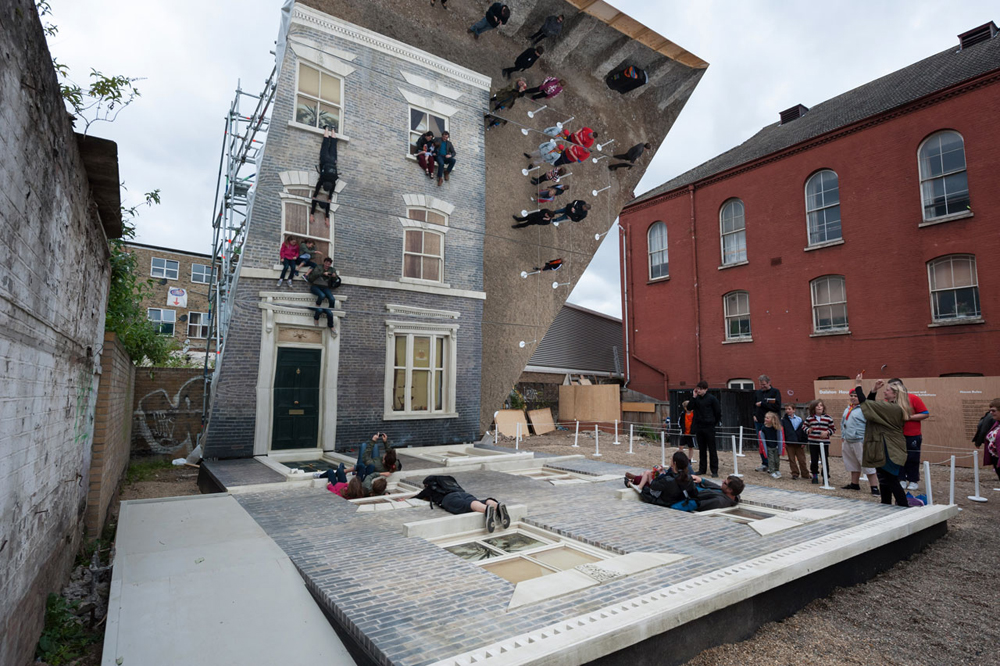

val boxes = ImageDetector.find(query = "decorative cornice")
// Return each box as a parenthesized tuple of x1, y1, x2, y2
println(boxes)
(290, 5, 491, 90)
(386, 304, 461, 319)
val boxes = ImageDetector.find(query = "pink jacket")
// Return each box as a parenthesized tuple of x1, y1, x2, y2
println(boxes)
(279, 242, 299, 261)
(538, 77, 563, 98)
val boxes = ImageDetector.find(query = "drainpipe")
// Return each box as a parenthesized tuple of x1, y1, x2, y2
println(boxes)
(620, 224, 631, 387)
(689, 184, 702, 380)
(624, 216, 670, 400)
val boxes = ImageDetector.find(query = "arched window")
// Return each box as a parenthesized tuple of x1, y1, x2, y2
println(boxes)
(804, 170, 841, 246)
(720, 199, 747, 265)
(723, 291, 751, 340)
(927, 255, 980, 321)
(810, 275, 848, 332)
(918, 131, 969, 221)
(647, 222, 668, 280)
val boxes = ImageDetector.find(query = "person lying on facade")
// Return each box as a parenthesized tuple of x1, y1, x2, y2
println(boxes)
(314, 466, 388, 499)
(626, 451, 699, 511)
(414, 475, 511, 533)
(689, 474, 745, 510)
(353, 432, 402, 494)
(310, 126, 339, 227)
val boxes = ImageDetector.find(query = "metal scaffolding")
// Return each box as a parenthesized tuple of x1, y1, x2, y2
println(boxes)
(201, 68, 277, 426)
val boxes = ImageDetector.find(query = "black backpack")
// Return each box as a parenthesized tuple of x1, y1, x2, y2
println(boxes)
(415, 475, 465, 508)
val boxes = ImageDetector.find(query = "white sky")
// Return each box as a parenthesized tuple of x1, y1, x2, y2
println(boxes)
(48, 1, 995, 318)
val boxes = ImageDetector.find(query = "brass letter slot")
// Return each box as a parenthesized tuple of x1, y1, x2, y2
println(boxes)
(288, 409, 305, 415)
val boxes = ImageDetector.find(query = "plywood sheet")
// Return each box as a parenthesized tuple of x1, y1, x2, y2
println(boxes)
(527, 408, 555, 435)
(495, 409, 529, 437)
(622, 402, 655, 413)
(814, 376, 1000, 467)
(559, 385, 621, 423)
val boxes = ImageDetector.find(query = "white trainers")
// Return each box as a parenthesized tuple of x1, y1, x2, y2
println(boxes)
(312, 471, 325, 478)
(770, 471, 781, 479)
(276, 279, 283, 287)
(907, 481, 920, 491)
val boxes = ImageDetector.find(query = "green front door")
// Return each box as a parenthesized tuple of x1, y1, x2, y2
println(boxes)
(272, 348, 322, 451)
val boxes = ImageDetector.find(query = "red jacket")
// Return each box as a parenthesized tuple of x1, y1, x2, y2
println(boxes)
(757, 426, 786, 457)
(566, 127, 596, 149)
(561, 143, 590, 163)
(279, 242, 300, 260)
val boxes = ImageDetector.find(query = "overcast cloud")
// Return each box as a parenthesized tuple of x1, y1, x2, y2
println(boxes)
(48, 1, 995, 318)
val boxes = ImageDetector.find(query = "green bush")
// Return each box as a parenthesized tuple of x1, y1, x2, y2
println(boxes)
(35, 594, 97, 665)
(124, 458, 174, 485)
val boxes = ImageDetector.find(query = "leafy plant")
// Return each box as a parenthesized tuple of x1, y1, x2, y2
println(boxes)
(637, 425, 659, 441)
(124, 458, 175, 485)
(35, 594, 98, 665)
(508, 388, 526, 411)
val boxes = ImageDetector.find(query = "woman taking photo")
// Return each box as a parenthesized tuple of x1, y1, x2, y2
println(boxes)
(854, 374, 909, 506)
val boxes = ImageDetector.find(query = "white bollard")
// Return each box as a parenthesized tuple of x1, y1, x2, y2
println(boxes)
(572, 420, 579, 448)
(819, 444, 834, 490)
(660, 431, 666, 468)
(737, 426, 745, 457)
(516, 421, 521, 450)
(628, 424, 635, 455)
(593, 424, 601, 457)
(923, 460, 933, 505)
(614, 420, 620, 445)
(949, 456, 956, 506)
(494, 426, 498, 445)
(968, 453, 988, 502)
(731, 435, 743, 477)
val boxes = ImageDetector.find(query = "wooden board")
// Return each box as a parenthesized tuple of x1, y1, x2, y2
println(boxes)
(622, 402, 656, 413)
(494, 409, 529, 437)
(527, 408, 556, 435)
(814, 376, 1000, 467)
(558, 385, 621, 423)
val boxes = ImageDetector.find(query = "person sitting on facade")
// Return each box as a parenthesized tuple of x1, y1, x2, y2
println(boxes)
(307, 257, 341, 328)
(626, 451, 699, 511)
(691, 475, 745, 511)
(511, 209, 554, 229)
(309, 126, 339, 227)
(277, 235, 300, 287)
(355, 432, 401, 494)
(434, 131, 457, 186)
(414, 475, 511, 533)
(295, 238, 319, 276)
(552, 199, 589, 224)
(416, 138, 436, 178)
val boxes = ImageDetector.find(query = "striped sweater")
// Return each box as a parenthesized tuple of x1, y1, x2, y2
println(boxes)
(804, 414, 836, 444)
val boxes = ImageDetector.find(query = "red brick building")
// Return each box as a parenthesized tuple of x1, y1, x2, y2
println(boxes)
(620, 23, 1000, 403)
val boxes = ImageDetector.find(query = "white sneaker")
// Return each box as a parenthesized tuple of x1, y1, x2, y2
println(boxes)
(312, 471, 324, 478)
(770, 471, 781, 479)
(276, 279, 283, 287)
(907, 482, 920, 491)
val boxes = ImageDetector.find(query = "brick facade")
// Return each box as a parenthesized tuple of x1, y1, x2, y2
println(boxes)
(131, 367, 205, 459)
(125, 243, 215, 356)
(620, 66, 1000, 403)
(204, 10, 488, 457)
(86, 332, 135, 537)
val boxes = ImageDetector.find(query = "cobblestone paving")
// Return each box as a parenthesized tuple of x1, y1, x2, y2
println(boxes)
(236, 459, 905, 666)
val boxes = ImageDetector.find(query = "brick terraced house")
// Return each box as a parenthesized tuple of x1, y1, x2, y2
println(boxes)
(619, 23, 1000, 403)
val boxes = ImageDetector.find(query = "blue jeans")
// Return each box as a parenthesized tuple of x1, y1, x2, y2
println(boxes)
(279, 258, 298, 280)
(354, 441, 380, 480)
(319, 463, 348, 484)
(436, 154, 456, 178)
(552, 208, 569, 223)
(901, 435, 922, 483)
(470, 17, 495, 35)
(313, 307, 334, 328)
(310, 284, 335, 307)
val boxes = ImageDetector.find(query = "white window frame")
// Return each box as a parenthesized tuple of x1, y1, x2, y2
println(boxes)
(279, 183, 333, 265)
(384, 321, 459, 420)
(723, 291, 752, 341)
(927, 255, 981, 322)
(719, 199, 747, 266)
(293, 62, 345, 132)
(804, 170, 842, 246)
(727, 379, 754, 390)
(408, 105, 449, 158)
(918, 130, 970, 222)
(191, 263, 212, 284)
(810, 275, 849, 333)
(402, 229, 445, 283)
(401, 207, 447, 284)
(150, 257, 179, 281)
(148, 308, 176, 336)
(647, 221, 668, 281)
(187, 311, 210, 339)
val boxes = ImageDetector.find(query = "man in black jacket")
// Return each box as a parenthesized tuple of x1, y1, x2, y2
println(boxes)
(502, 46, 544, 79)
(690, 380, 722, 477)
(552, 200, 589, 224)
(469, 3, 510, 38)
(753, 374, 781, 471)
(511, 209, 554, 229)
(434, 132, 457, 186)
(608, 142, 652, 171)
(528, 14, 564, 45)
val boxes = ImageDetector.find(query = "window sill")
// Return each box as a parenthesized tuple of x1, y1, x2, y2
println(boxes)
(722, 337, 753, 344)
(804, 238, 845, 252)
(919, 210, 974, 227)
(647, 276, 670, 284)
(810, 329, 851, 338)
(400, 276, 450, 288)
(286, 120, 352, 142)
(383, 411, 459, 421)
(718, 260, 749, 271)
(927, 317, 984, 328)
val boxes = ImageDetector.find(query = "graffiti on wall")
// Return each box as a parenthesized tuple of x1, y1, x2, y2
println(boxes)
(133, 376, 202, 455)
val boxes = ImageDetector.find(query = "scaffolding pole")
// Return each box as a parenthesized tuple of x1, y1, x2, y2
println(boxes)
(201, 67, 277, 432)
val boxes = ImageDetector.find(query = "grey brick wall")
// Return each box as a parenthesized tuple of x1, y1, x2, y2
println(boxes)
(205, 21, 487, 458)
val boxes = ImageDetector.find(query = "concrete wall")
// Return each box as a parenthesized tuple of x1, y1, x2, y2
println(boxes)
(131, 367, 206, 460)
(86, 332, 136, 537)
(0, 1, 116, 663)
(621, 77, 1000, 403)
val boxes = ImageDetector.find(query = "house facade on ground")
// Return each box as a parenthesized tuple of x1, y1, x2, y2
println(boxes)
(620, 23, 1000, 404)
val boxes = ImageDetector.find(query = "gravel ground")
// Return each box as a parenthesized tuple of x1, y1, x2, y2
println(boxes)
(508, 431, 1000, 666)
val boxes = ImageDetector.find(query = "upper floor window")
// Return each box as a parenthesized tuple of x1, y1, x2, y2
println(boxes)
(805, 170, 841, 245)
(295, 63, 343, 131)
(728, 379, 754, 390)
(720, 199, 747, 265)
(148, 308, 175, 336)
(810, 275, 849, 332)
(191, 263, 212, 284)
(150, 257, 179, 280)
(918, 131, 969, 221)
(409, 107, 447, 156)
(187, 312, 210, 339)
(403, 228, 444, 282)
(281, 183, 331, 260)
(723, 291, 751, 341)
(927, 255, 980, 322)
(647, 221, 668, 280)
